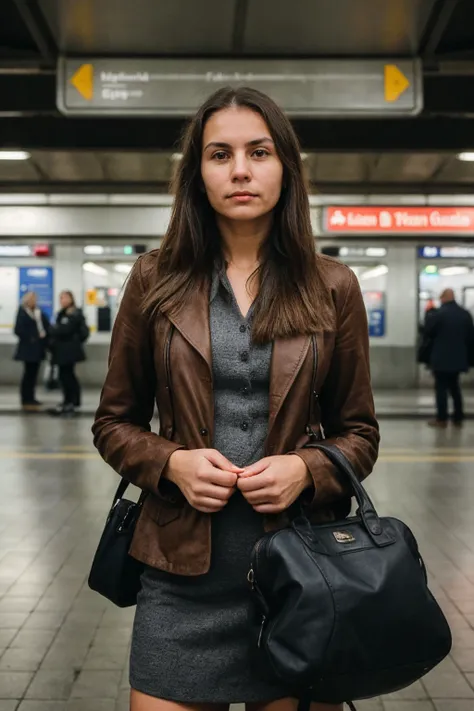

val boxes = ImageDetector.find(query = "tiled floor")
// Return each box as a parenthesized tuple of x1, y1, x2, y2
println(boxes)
(0, 416, 474, 710)
(2, 385, 474, 418)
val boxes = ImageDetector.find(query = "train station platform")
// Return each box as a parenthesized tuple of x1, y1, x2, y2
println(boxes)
(1, 386, 474, 420)
(0, 415, 473, 710)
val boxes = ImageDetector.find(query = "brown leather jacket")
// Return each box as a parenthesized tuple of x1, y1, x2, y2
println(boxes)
(92, 250, 379, 575)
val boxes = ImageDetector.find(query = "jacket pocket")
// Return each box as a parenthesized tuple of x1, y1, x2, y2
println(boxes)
(143, 493, 182, 527)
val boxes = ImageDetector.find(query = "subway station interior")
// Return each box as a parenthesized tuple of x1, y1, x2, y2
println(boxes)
(2, 1, 474, 710)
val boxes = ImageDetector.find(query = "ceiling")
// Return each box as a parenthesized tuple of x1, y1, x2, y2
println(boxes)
(2, 0, 474, 195)
(37, 0, 436, 57)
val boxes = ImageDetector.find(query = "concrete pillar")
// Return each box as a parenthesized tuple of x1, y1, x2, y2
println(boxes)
(53, 244, 83, 315)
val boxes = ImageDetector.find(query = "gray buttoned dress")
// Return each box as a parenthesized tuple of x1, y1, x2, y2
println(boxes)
(130, 269, 290, 702)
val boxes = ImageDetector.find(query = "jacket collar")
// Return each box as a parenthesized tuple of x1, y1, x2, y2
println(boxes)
(167, 276, 311, 429)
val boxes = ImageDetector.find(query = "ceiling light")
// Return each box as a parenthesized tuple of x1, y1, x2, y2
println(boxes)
(114, 264, 133, 274)
(424, 265, 438, 274)
(438, 266, 470, 276)
(84, 245, 105, 255)
(457, 152, 474, 162)
(360, 265, 389, 280)
(366, 247, 387, 257)
(0, 151, 30, 161)
(83, 262, 109, 276)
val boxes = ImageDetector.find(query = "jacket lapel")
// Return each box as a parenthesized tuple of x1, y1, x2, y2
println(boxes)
(167, 279, 212, 376)
(268, 334, 311, 432)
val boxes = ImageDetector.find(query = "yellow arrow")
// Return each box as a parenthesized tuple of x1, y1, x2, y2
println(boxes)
(384, 64, 410, 102)
(70, 63, 94, 101)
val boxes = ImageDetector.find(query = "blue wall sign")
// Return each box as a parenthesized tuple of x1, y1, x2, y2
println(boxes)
(368, 309, 385, 338)
(19, 266, 54, 319)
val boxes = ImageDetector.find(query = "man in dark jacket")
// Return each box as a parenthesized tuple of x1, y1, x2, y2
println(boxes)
(426, 288, 474, 427)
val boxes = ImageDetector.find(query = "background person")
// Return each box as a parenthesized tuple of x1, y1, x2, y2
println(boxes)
(93, 87, 379, 711)
(13, 291, 50, 411)
(426, 287, 474, 428)
(48, 290, 89, 417)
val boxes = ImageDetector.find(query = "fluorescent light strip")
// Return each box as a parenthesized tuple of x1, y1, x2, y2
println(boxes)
(438, 266, 470, 276)
(360, 265, 389, 280)
(0, 151, 31, 161)
(83, 262, 109, 276)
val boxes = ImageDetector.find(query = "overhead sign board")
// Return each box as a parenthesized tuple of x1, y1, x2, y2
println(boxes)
(57, 58, 422, 117)
(324, 207, 474, 235)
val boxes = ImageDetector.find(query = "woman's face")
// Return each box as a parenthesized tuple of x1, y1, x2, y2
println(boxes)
(201, 107, 284, 223)
(60, 292, 72, 309)
(26, 293, 36, 309)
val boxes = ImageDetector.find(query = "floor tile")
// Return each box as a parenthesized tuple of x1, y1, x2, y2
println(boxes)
(25, 670, 75, 700)
(0, 647, 45, 672)
(0, 702, 20, 711)
(83, 646, 128, 671)
(0, 599, 38, 614)
(70, 671, 121, 699)
(17, 703, 65, 711)
(383, 703, 434, 711)
(0, 671, 34, 698)
(0, 614, 28, 630)
(66, 701, 115, 711)
(452, 649, 474, 673)
(384, 681, 427, 700)
(423, 671, 474, 699)
(22, 612, 66, 631)
(10, 630, 55, 653)
(434, 702, 474, 711)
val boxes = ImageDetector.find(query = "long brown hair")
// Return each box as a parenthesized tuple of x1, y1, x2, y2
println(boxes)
(143, 86, 332, 342)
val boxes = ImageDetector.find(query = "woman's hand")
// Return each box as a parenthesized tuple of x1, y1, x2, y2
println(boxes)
(237, 455, 313, 514)
(164, 449, 243, 513)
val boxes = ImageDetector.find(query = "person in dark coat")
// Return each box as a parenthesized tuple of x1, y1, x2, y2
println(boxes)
(13, 291, 50, 411)
(426, 288, 474, 427)
(48, 290, 89, 417)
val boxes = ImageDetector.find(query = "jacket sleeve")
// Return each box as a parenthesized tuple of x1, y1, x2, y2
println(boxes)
(52, 312, 80, 338)
(92, 257, 185, 493)
(293, 268, 380, 508)
(14, 309, 26, 338)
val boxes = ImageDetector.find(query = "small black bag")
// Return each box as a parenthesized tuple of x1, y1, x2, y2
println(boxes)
(88, 479, 144, 607)
(248, 443, 452, 705)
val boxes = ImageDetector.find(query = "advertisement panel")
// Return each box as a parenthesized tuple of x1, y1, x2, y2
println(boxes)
(324, 207, 474, 234)
(19, 267, 54, 320)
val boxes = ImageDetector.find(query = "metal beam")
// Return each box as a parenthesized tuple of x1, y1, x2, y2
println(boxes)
(231, 0, 249, 53)
(420, 0, 460, 60)
(1, 181, 474, 196)
(5, 115, 474, 151)
(12, 0, 57, 66)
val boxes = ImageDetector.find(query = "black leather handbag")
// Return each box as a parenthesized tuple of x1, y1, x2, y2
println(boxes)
(88, 479, 144, 607)
(248, 442, 452, 706)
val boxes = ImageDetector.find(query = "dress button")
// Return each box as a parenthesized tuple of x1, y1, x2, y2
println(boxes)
(240, 351, 249, 362)
(241, 422, 249, 432)
(200, 428, 208, 436)
(239, 325, 246, 333)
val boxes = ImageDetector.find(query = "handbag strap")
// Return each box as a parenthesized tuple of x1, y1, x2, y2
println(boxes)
(303, 442, 393, 545)
(112, 478, 130, 507)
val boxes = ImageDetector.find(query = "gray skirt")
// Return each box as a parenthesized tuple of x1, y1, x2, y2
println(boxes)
(130, 492, 290, 703)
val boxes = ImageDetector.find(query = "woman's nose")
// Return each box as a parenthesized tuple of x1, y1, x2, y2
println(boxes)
(231, 154, 251, 182)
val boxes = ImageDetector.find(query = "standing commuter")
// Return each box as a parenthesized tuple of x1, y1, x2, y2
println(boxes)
(92, 87, 379, 711)
(48, 290, 89, 417)
(427, 288, 474, 428)
(13, 291, 50, 411)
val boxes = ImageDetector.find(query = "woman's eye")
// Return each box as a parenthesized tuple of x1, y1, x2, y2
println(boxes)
(253, 149, 269, 159)
(212, 151, 228, 161)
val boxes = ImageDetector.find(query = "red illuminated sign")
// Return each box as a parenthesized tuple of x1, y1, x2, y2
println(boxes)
(33, 243, 50, 257)
(324, 207, 474, 234)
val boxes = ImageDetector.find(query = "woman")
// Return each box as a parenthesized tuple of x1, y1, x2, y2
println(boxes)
(13, 291, 50, 411)
(93, 87, 379, 711)
(48, 290, 88, 417)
